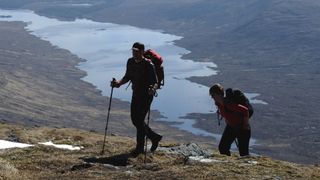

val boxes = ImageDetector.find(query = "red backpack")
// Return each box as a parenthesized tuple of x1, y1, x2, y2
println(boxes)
(144, 49, 165, 89)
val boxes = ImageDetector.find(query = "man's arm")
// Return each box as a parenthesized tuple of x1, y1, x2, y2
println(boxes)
(227, 103, 250, 129)
(111, 77, 129, 88)
(111, 59, 131, 88)
(146, 60, 158, 95)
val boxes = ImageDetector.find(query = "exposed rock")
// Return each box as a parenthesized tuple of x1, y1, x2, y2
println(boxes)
(158, 143, 211, 158)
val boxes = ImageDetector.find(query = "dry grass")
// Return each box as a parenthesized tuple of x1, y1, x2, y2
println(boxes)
(0, 123, 319, 180)
(0, 158, 20, 180)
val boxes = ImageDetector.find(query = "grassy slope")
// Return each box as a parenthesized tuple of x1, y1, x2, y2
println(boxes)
(21, 0, 319, 164)
(1, 0, 320, 164)
(0, 123, 319, 179)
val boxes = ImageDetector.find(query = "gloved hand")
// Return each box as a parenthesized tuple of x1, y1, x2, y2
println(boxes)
(110, 79, 120, 88)
(148, 86, 156, 96)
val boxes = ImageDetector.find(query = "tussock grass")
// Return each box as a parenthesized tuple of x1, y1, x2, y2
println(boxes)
(0, 158, 19, 179)
(0, 123, 319, 179)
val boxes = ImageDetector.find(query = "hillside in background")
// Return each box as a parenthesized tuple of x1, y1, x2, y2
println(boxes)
(0, 123, 319, 179)
(0, 0, 319, 164)
(0, 21, 130, 133)
(0, 21, 215, 151)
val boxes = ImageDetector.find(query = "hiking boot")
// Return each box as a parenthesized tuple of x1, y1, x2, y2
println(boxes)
(150, 135, 162, 152)
(130, 149, 144, 158)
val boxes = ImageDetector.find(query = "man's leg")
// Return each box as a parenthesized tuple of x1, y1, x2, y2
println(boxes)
(145, 124, 162, 152)
(237, 127, 251, 156)
(219, 125, 236, 156)
(142, 96, 162, 152)
(130, 96, 145, 155)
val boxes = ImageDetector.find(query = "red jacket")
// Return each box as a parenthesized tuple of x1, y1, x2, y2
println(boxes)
(217, 102, 249, 128)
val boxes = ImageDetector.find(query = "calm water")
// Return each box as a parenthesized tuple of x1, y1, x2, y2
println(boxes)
(0, 9, 266, 140)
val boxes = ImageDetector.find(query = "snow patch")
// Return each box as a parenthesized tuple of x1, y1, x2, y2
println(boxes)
(0, 140, 83, 151)
(0, 140, 33, 149)
(189, 156, 224, 163)
(38, 141, 83, 150)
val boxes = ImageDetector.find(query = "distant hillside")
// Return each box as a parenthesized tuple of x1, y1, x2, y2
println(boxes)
(0, 21, 131, 133)
(0, 21, 216, 150)
(0, 123, 319, 179)
(0, 0, 319, 164)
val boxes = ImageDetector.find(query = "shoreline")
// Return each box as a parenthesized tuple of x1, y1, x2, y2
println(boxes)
(0, 20, 218, 151)
(1, 8, 219, 138)
(0, 3, 319, 164)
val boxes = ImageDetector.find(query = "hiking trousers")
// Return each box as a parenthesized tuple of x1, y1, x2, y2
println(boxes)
(131, 92, 160, 152)
(219, 125, 251, 156)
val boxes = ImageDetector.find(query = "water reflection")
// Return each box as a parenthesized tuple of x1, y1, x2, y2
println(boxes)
(0, 9, 266, 139)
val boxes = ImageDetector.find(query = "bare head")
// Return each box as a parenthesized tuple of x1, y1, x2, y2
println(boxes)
(209, 83, 224, 104)
(209, 83, 224, 97)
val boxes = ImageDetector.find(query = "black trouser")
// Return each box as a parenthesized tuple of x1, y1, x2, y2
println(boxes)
(219, 125, 251, 156)
(131, 92, 160, 151)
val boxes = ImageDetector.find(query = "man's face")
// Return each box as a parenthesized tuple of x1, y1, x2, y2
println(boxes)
(132, 49, 143, 59)
(212, 93, 223, 104)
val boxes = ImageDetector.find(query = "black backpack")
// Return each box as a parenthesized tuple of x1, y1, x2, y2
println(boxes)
(225, 88, 254, 118)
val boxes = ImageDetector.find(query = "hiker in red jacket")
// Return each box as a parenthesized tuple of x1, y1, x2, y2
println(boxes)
(111, 42, 162, 157)
(209, 83, 251, 156)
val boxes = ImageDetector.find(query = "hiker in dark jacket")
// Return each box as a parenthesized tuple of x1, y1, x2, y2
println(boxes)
(209, 83, 251, 156)
(111, 42, 162, 157)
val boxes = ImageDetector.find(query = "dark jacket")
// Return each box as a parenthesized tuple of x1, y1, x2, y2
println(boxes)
(122, 57, 158, 94)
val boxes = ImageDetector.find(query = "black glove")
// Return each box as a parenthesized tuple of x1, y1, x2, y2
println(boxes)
(110, 78, 119, 88)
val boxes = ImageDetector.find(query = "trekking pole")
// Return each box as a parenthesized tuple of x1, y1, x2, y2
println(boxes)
(216, 109, 222, 126)
(101, 78, 116, 155)
(144, 96, 153, 163)
(144, 107, 151, 163)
